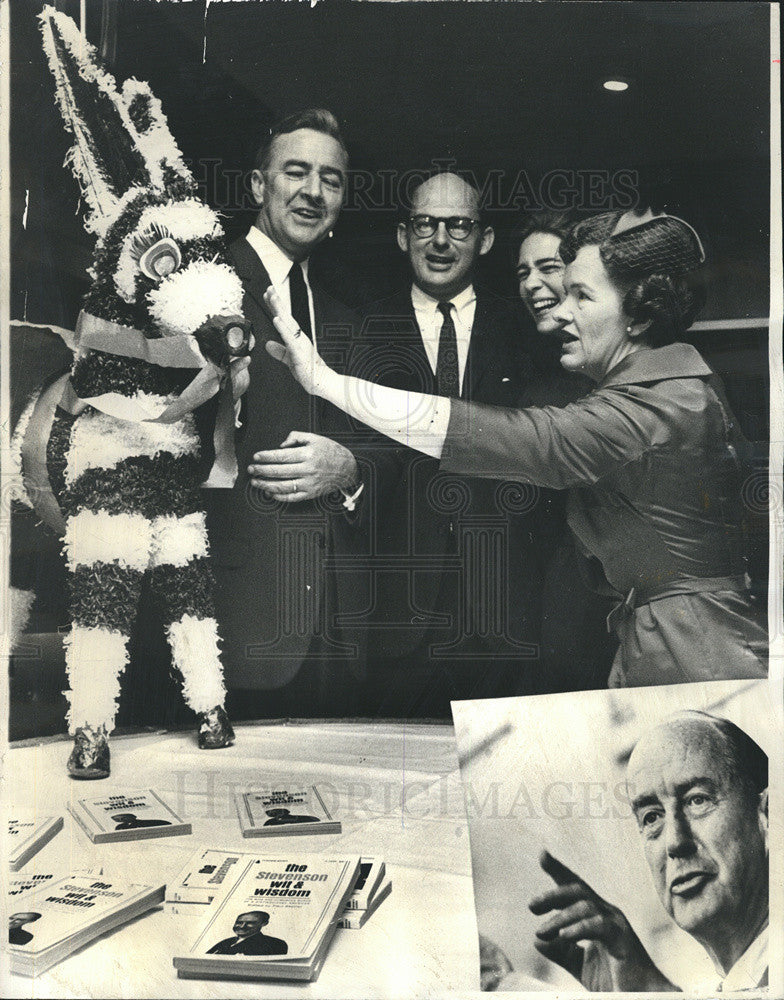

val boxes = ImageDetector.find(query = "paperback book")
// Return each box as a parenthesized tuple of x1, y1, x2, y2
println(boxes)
(173, 853, 361, 981)
(166, 847, 256, 904)
(337, 879, 392, 929)
(167, 848, 384, 915)
(234, 786, 340, 838)
(8, 814, 64, 871)
(9, 866, 103, 899)
(8, 873, 165, 976)
(68, 788, 191, 843)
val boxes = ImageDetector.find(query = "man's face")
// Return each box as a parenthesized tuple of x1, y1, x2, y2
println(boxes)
(397, 173, 493, 301)
(9, 913, 37, 930)
(233, 912, 264, 938)
(627, 719, 768, 948)
(251, 128, 347, 261)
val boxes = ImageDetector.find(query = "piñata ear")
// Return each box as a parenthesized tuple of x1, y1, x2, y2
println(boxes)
(39, 6, 152, 235)
(121, 79, 196, 189)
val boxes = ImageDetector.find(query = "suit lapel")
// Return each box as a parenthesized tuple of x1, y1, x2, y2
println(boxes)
(464, 292, 493, 400)
(365, 290, 433, 392)
(400, 292, 435, 389)
(229, 237, 274, 326)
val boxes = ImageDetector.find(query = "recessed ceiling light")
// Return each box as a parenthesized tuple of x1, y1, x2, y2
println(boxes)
(603, 79, 629, 92)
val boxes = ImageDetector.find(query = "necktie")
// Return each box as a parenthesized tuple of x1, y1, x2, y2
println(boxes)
(288, 261, 313, 341)
(436, 301, 460, 397)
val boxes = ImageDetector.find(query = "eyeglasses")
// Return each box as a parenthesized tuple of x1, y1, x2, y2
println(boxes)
(408, 215, 480, 241)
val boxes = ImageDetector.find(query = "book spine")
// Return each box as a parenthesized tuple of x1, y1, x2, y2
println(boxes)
(89, 823, 193, 844)
(240, 823, 341, 838)
(68, 803, 100, 843)
(9, 816, 65, 871)
(343, 897, 369, 910)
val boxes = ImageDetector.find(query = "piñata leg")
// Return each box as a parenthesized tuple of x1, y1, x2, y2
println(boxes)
(148, 509, 234, 748)
(62, 508, 154, 777)
(53, 405, 193, 777)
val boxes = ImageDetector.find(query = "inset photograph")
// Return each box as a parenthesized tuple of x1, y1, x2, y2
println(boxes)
(452, 679, 773, 992)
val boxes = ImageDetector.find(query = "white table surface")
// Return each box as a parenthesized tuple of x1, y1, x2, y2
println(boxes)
(2, 721, 482, 999)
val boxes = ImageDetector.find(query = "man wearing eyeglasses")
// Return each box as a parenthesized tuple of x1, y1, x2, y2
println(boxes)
(354, 171, 556, 716)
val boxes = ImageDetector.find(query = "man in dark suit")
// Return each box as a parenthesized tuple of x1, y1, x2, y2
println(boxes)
(353, 172, 567, 715)
(207, 911, 288, 956)
(207, 109, 365, 716)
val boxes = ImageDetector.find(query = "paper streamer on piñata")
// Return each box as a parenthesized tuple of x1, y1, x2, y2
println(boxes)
(70, 311, 227, 424)
(12, 313, 239, 535)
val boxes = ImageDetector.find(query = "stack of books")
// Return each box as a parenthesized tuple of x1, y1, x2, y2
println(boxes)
(168, 848, 392, 931)
(8, 873, 165, 976)
(8, 813, 63, 870)
(172, 853, 362, 982)
(336, 857, 391, 929)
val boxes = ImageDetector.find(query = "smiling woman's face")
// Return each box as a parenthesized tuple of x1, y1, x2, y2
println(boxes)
(516, 231, 566, 335)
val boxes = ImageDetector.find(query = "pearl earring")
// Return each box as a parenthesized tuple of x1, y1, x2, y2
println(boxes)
(626, 325, 633, 334)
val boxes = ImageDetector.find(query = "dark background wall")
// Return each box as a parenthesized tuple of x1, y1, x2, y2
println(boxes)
(8, 0, 773, 736)
(11, 0, 771, 322)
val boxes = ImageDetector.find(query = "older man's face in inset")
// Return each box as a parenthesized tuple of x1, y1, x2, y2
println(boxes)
(627, 719, 768, 946)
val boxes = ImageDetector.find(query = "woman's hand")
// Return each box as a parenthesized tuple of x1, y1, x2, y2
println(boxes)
(263, 286, 331, 396)
(263, 284, 448, 461)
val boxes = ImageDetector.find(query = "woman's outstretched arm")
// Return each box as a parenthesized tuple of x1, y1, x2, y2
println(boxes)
(263, 286, 650, 491)
(263, 287, 450, 459)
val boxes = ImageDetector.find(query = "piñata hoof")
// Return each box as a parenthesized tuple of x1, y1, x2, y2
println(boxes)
(67, 726, 111, 780)
(197, 706, 236, 749)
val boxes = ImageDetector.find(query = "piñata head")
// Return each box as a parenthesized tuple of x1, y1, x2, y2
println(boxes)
(40, 6, 251, 364)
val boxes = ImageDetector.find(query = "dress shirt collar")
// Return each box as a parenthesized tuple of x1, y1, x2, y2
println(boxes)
(410, 281, 476, 314)
(601, 341, 713, 389)
(711, 924, 768, 992)
(246, 226, 310, 289)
